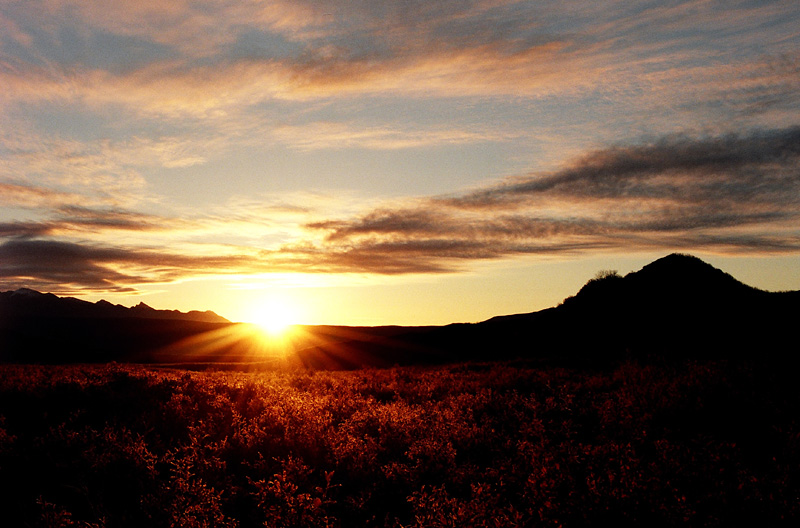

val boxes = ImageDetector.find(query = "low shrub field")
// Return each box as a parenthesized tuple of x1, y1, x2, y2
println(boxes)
(0, 359, 798, 527)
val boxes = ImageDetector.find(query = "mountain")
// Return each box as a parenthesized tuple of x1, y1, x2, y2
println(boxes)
(473, 253, 798, 358)
(1, 254, 797, 366)
(0, 289, 231, 363)
(296, 254, 799, 367)
(0, 288, 229, 323)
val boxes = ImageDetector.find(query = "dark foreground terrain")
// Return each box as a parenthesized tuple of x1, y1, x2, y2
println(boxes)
(1, 359, 798, 527)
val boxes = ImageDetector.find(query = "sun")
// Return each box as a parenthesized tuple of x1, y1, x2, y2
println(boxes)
(248, 299, 300, 337)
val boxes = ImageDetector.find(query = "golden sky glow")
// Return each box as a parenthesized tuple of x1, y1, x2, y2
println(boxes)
(1, 1, 799, 325)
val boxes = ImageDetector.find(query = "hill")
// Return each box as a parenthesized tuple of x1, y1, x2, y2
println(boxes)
(296, 253, 799, 367)
(1, 254, 797, 366)
(522, 253, 797, 359)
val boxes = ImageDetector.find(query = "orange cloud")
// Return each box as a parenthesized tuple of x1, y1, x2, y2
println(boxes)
(3, 126, 798, 295)
(297, 126, 800, 272)
(271, 121, 520, 150)
(2, 1, 800, 296)
(2, 0, 797, 124)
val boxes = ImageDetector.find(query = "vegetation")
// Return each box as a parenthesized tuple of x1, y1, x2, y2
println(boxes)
(1, 359, 798, 527)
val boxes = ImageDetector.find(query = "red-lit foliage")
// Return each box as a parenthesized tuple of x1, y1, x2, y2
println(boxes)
(0, 360, 798, 527)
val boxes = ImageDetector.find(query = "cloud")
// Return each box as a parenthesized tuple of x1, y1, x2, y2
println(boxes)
(0, 190, 360, 291)
(298, 126, 800, 273)
(444, 126, 800, 208)
(0, 1, 669, 113)
(0, 203, 203, 256)
(0, 39, 586, 116)
(0, 182, 84, 209)
(0, 221, 53, 239)
(0, 130, 219, 215)
(0, 238, 153, 291)
(270, 122, 517, 151)
(52, 206, 191, 233)
(0, 238, 256, 293)
(2, 3, 800, 293)
(0, 135, 150, 209)
(2, 0, 798, 127)
(3, 126, 798, 291)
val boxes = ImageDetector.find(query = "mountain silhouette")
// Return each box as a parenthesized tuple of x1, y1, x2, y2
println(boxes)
(0, 289, 231, 363)
(0, 288, 229, 323)
(460, 253, 798, 362)
(296, 253, 798, 367)
(1, 254, 797, 366)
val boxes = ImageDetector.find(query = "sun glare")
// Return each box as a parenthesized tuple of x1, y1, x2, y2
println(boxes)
(249, 299, 300, 337)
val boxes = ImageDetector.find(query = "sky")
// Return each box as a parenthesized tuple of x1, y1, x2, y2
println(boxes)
(1, 0, 799, 326)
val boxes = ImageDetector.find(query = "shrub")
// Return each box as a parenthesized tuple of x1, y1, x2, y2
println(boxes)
(0, 360, 797, 527)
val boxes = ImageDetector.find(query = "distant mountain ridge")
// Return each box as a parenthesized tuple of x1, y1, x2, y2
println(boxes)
(0, 288, 229, 323)
(1, 254, 797, 366)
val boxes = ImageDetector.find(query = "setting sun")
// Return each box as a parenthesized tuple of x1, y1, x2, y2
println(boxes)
(248, 298, 301, 337)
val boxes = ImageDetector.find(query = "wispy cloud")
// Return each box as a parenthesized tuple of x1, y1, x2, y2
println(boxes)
(2, 2, 800, 296)
(3, 1, 794, 111)
(0, 182, 84, 209)
(0, 204, 201, 254)
(2, 126, 798, 290)
(271, 122, 518, 150)
(2, 0, 798, 150)
(296, 126, 800, 272)
(1, 134, 148, 208)
(0, 238, 253, 293)
(444, 126, 800, 209)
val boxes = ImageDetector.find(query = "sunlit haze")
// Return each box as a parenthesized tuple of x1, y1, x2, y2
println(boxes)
(1, 1, 799, 325)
